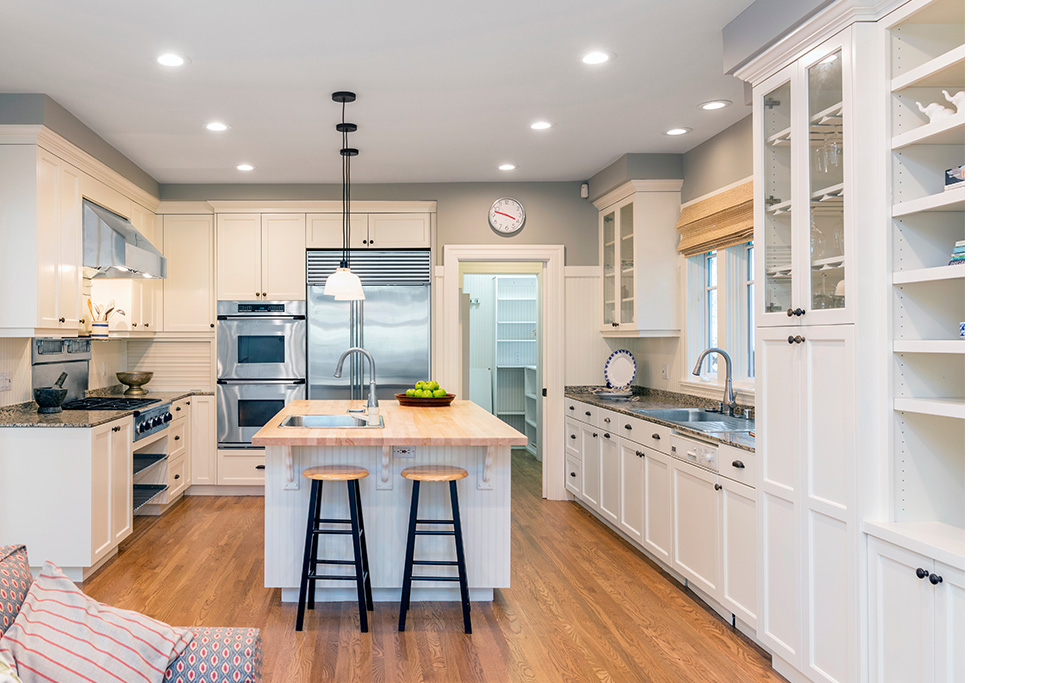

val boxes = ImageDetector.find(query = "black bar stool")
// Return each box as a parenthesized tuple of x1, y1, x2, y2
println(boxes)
(398, 465, 471, 634)
(296, 465, 373, 632)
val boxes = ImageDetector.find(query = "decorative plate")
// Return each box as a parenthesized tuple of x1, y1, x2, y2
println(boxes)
(603, 349, 636, 389)
(396, 393, 455, 407)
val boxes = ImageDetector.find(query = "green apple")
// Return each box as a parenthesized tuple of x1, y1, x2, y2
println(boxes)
(422, 389, 433, 398)
(430, 381, 439, 390)
(405, 388, 415, 397)
(433, 388, 447, 397)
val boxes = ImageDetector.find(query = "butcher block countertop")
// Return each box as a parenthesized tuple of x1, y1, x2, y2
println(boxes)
(252, 400, 528, 447)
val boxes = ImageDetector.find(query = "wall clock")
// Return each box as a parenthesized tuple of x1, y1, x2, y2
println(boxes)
(488, 197, 526, 236)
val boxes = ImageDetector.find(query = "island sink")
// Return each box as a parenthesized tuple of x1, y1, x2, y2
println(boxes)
(278, 413, 385, 429)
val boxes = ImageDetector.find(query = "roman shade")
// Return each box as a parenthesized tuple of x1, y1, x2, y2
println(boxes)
(675, 181, 754, 257)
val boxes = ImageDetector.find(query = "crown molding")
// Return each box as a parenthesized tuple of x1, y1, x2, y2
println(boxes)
(592, 179, 684, 210)
(733, 0, 906, 86)
(203, 200, 437, 215)
(0, 125, 161, 212)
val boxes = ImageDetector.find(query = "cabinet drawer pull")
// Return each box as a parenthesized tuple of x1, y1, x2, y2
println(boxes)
(787, 335, 805, 344)
(111, 426, 120, 432)
(175, 406, 182, 411)
(651, 433, 661, 440)
(569, 405, 574, 410)
(603, 433, 611, 439)
(916, 567, 929, 579)
(786, 308, 805, 317)
(174, 474, 181, 480)
(732, 460, 745, 469)
(636, 451, 644, 458)
(624, 424, 632, 430)
(592, 433, 598, 438)
(929, 573, 943, 585)
(570, 472, 576, 478)
(714, 483, 722, 491)
(174, 435, 180, 441)
(256, 464, 266, 470)
(603, 416, 610, 423)
(59, 317, 66, 323)
(186, 401, 191, 406)
(144, 323, 150, 327)
(585, 411, 592, 416)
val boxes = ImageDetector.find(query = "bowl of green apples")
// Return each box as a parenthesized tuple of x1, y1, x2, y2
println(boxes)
(396, 380, 454, 406)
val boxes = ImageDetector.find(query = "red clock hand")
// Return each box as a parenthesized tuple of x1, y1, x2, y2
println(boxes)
(494, 210, 516, 220)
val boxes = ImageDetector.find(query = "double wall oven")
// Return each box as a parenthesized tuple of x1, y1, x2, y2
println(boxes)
(216, 301, 306, 448)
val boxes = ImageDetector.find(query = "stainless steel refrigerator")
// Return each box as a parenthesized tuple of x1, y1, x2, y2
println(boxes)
(306, 250, 431, 400)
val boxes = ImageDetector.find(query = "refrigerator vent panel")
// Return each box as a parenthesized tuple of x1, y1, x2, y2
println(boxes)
(306, 250, 431, 286)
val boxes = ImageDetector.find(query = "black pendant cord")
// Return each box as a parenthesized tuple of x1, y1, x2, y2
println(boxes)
(341, 99, 349, 270)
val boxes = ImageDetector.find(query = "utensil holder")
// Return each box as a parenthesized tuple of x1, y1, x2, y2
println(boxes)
(91, 322, 109, 338)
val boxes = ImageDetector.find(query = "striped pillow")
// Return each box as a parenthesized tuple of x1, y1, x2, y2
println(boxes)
(0, 562, 193, 683)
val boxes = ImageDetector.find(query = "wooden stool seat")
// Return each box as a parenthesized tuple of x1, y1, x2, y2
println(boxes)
(400, 465, 468, 482)
(303, 465, 369, 481)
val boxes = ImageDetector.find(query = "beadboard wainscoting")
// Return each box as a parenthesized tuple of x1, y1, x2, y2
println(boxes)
(0, 338, 31, 407)
(564, 266, 613, 386)
(125, 340, 215, 392)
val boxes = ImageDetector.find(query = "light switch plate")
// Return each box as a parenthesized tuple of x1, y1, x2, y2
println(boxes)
(0, 372, 11, 392)
(393, 446, 415, 459)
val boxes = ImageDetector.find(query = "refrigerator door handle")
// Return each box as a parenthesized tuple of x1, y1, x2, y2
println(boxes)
(217, 378, 306, 385)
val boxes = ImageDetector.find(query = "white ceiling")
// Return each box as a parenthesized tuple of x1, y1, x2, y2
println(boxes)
(0, 0, 754, 185)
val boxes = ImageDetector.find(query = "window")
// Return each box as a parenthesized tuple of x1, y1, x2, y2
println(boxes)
(687, 241, 755, 391)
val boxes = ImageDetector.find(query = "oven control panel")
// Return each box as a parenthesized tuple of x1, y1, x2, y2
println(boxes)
(134, 404, 173, 441)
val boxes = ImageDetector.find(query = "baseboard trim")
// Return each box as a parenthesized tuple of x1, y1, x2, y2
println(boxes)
(185, 484, 264, 497)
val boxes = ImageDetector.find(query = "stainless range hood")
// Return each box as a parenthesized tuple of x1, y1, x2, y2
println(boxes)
(82, 199, 167, 279)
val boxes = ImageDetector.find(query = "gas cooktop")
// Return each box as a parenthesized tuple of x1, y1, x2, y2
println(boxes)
(61, 397, 160, 411)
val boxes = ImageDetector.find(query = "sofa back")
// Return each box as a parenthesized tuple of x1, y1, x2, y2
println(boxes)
(0, 545, 31, 636)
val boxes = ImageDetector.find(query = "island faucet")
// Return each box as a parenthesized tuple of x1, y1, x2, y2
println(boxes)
(692, 347, 737, 416)
(333, 347, 379, 416)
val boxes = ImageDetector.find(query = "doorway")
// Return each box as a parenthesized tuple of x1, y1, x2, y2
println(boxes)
(461, 264, 542, 466)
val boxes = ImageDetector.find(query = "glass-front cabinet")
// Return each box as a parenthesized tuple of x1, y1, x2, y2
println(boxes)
(756, 30, 852, 327)
(601, 202, 636, 329)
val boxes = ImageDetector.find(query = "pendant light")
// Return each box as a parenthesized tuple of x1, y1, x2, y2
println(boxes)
(323, 91, 365, 301)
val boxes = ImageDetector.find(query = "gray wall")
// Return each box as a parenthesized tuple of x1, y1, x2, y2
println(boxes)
(681, 114, 752, 203)
(587, 153, 684, 203)
(0, 94, 159, 197)
(160, 181, 598, 266)
(723, 0, 837, 74)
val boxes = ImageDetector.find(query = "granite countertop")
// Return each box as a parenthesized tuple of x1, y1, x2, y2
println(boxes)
(565, 386, 755, 453)
(0, 387, 213, 429)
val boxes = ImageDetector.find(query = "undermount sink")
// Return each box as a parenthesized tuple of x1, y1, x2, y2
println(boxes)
(278, 413, 385, 429)
(633, 407, 753, 433)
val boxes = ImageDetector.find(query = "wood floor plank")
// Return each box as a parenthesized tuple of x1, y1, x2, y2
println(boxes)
(82, 452, 785, 682)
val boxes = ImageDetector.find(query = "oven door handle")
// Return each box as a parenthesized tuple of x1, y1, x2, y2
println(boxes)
(217, 378, 306, 385)
(216, 315, 306, 321)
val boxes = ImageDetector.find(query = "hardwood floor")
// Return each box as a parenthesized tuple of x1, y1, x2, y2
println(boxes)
(84, 453, 784, 682)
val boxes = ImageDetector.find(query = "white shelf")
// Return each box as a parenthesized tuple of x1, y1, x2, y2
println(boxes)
(892, 263, 964, 285)
(811, 255, 845, 270)
(892, 186, 965, 216)
(891, 45, 965, 92)
(810, 102, 843, 125)
(863, 521, 965, 571)
(892, 111, 964, 149)
(893, 340, 965, 354)
(893, 397, 965, 419)
(768, 127, 792, 147)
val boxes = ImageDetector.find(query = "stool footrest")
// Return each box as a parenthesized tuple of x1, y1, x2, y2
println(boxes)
(315, 558, 356, 565)
(416, 519, 456, 525)
(316, 517, 355, 524)
(306, 572, 367, 582)
(414, 530, 456, 536)
(311, 529, 355, 535)
(413, 560, 459, 566)
(408, 575, 461, 583)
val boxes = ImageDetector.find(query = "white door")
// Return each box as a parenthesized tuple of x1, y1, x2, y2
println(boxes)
(261, 214, 306, 300)
(110, 419, 132, 544)
(216, 214, 262, 300)
(190, 396, 217, 485)
(868, 537, 934, 683)
(580, 424, 601, 508)
(599, 432, 620, 525)
(618, 438, 645, 543)
(933, 562, 965, 683)
(163, 215, 215, 331)
(720, 477, 757, 627)
(672, 459, 719, 596)
(368, 213, 430, 248)
(642, 447, 673, 565)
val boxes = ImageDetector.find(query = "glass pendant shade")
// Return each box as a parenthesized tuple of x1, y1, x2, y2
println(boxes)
(324, 266, 365, 300)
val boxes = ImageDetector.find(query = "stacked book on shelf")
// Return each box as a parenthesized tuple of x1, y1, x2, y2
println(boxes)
(948, 240, 965, 266)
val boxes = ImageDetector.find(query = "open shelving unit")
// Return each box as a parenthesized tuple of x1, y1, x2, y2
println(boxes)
(882, 0, 965, 557)
(494, 275, 539, 459)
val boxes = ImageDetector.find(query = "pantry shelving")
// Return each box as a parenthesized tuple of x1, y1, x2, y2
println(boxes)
(494, 275, 539, 457)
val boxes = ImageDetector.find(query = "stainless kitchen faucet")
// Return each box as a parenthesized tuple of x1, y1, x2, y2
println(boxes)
(692, 347, 737, 416)
(333, 347, 379, 416)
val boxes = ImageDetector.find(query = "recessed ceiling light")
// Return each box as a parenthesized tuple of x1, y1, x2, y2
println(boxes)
(821, 53, 838, 64)
(665, 128, 691, 136)
(582, 51, 614, 65)
(206, 122, 229, 132)
(530, 121, 553, 130)
(156, 53, 188, 67)
(236, 163, 254, 171)
(498, 164, 516, 171)
(700, 100, 731, 111)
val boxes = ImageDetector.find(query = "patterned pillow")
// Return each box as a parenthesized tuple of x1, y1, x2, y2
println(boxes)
(0, 562, 193, 683)
(0, 545, 31, 637)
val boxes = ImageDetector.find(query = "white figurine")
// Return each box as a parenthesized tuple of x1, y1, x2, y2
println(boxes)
(942, 89, 965, 114)
(916, 100, 956, 123)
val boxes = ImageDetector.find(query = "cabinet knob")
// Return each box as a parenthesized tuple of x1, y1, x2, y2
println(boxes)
(929, 573, 943, 585)
(210, 323, 215, 328)
(585, 411, 591, 416)
(59, 317, 66, 323)
(132, 322, 138, 327)
(256, 464, 266, 470)
(570, 434, 576, 440)
(174, 435, 180, 441)
(732, 460, 745, 469)
(262, 292, 267, 297)
(916, 567, 929, 579)
(624, 424, 632, 430)
(176, 406, 181, 411)
(787, 335, 805, 344)
(363, 239, 368, 245)
(79, 318, 85, 324)
(593, 433, 598, 438)
(255, 292, 261, 297)
(570, 472, 576, 478)
(112, 426, 120, 432)
(174, 474, 181, 480)
(144, 323, 149, 327)
(714, 483, 722, 491)
(603, 433, 611, 439)
(603, 417, 610, 423)
(186, 401, 190, 406)
(786, 308, 805, 317)
(569, 405, 574, 411)
(651, 433, 661, 440)
(636, 451, 644, 458)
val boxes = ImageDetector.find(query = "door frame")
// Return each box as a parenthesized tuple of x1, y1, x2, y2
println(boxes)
(444, 244, 566, 500)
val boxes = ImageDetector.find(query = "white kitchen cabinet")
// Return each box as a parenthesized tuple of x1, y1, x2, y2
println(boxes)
(867, 536, 964, 683)
(190, 395, 217, 486)
(598, 431, 620, 526)
(162, 215, 215, 332)
(565, 417, 582, 496)
(579, 422, 601, 508)
(593, 179, 683, 337)
(217, 449, 266, 486)
(216, 214, 263, 300)
(719, 477, 757, 628)
(642, 446, 673, 565)
(304, 212, 431, 249)
(672, 457, 720, 596)
(217, 213, 305, 300)
(305, 213, 370, 249)
(93, 417, 133, 563)
(618, 438, 644, 544)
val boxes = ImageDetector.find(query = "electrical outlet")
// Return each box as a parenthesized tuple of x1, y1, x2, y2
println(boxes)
(393, 446, 415, 459)
(661, 364, 670, 380)
(0, 372, 12, 392)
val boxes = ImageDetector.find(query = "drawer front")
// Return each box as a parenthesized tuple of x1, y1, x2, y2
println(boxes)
(565, 456, 581, 495)
(565, 398, 596, 424)
(630, 416, 671, 453)
(168, 420, 188, 460)
(171, 397, 192, 420)
(217, 449, 266, 486)
(565, 418, 581, 458)
(168, 455, 188, 498)
(719, 444, 755, 487)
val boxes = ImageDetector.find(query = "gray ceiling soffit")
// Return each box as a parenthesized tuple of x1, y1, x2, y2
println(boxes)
(723, 0, 837, 75)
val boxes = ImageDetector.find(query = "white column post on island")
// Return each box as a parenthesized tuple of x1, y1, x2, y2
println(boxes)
(253, 400, 527, 603)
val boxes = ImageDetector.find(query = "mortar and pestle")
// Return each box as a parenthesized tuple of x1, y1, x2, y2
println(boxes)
(34, 372, 68, 414)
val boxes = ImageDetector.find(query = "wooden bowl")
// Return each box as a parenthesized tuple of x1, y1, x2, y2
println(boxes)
(395, 393, 455, 407)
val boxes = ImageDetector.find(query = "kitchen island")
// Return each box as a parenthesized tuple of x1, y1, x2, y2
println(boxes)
(253, 399, 527, 603)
